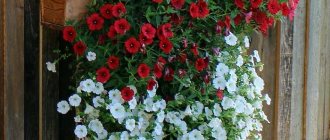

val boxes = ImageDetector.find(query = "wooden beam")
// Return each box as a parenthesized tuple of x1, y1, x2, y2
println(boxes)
(0, 0, 25, 139)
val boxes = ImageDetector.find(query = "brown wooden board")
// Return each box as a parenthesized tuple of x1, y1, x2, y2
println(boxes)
(41, 0, 90, 28)
(0, 0, 25, 139)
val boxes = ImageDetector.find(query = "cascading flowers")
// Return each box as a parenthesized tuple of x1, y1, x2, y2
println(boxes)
(48, 0, 298, 139)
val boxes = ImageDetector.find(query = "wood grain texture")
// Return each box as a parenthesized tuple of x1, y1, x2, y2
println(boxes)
(0, 0, 25, 139)
(41, 0, 65, 27)
(41, 0, 90, 28)
(288, 0, 307, 139)
(24, 0, 40, 139)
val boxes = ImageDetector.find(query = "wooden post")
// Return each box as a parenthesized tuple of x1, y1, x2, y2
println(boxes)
(0, 0, 25, 139)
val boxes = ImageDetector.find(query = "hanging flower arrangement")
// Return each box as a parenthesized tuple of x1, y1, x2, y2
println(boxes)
(48, 0, 299, 139)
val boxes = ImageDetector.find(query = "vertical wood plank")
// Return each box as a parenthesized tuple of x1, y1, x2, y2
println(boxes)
(277, 17, 294, 140)
(42, 27, 60, 140)
(0, 0, 5, 139)
(24, 0, 40, 139)
(0, 0, 25, 139)
(290, 0, 307, 139)
(41, 0, 66, 26)
(251, 29, 277, 140)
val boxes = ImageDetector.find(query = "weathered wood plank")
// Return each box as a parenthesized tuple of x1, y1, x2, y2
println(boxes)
(306, 0, 325, 139)
(0, 0, 25, 139)
(24, 0, 40, 139)
(290, 0, 307, 139)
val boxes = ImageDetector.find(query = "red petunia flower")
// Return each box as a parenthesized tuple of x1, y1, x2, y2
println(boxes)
(139, 33, 153, 45)
(62, 26, 76, 42)
(195, 58, 206, 72)
(152, 0, 163, 3)
(216, 89, 224, 100)
(107, 56, 120, 69)
(100, 4, 113, 19)
(267, 0, 281, 15)
(171, 0, 185, 9)
(157, 56, 167, 65)
(86, 13, 104, 31)
(159, 39, 173, 54)
(234, 14, 243, 25)
(250, 0, 263, 9)
(253, 10, 267, 25)
(114, 19, 131, 35)
(96, 67, 111, 83)
(157, 26, 166, 40)
(191, 43, 199, 56)
(112, 2, 126, 17)
(141, 23, 156, 39)
(189, 0, 209, 18)
(73, 41, 87, 56)
(178, 69, 186, 78)
(125, 37, 141, 54)
(234, 0, 244, 9)
(153, 64, 163, 79)
(107, 25, 117, 39)
(281, 3, 290, 16)
(137, 63, 150, 78)
(189, 3, 199, 18)
(178, 53, 187, 63)
(161, 23, 174, 38)
(121, 87, 134, 102)
(164, 67, 174, 81)
(147, 79, 158, 91)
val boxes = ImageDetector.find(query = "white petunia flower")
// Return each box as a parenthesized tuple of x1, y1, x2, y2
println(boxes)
(74, 115, 82, 123)
(46, 62, 56, 73)
(176, 120, 188, 134)
(175, 93, 185, 100)
(88, 119, 104, 133)
(237, 119, 246, 129)
(97, 129, 108, 139)
(184, 105, 193, 116)
(84, 103, 94, 114)
(236, 55, 244, 67)
(226, 79, 237, 93)
(222, 97, 236, 110)
(225, 32, 238, 46)
(68, 94, 81, 107)
(144, 97, 154, 112)
(154, 122, 163, 135)
(108, 89, 124, 104)
(125, 119, 136, 132)
(188, 129, 204, 140)
(254, 76, 264, 93)
(253, 50, 261, 62)
(205, 107, 213, 120)
(191, 101, 204, 116)
(74, 125, 88, 139)
(120, 131, 129, 140)
(93, 96, 105, 108)
(253, 100, 263, 109)
(93, 82, 104, 95)
(80, 79, 95, 93)
(157, 111, 165, 123)
(86, 51, 96, 61)
(235, 96, 248, 114)
(213, 103, 222, 117)
(244, 36, 250, 48)
(216, 63, 229, 76)
(212, 76, 226, 90)
(110, 103, 126, 119)
(208, 118, 222, 128)
(211, 126, 227, 140)
(108, 134, 120, 140)
(264, 94, 271, 105)
(128, 97, 137, 109)
(57, 100, 70, 114)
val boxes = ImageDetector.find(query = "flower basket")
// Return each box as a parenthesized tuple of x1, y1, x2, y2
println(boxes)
(48, 0, 299, 139)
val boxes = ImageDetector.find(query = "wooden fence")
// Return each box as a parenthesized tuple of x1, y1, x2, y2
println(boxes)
(0, 0, 330, 139)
